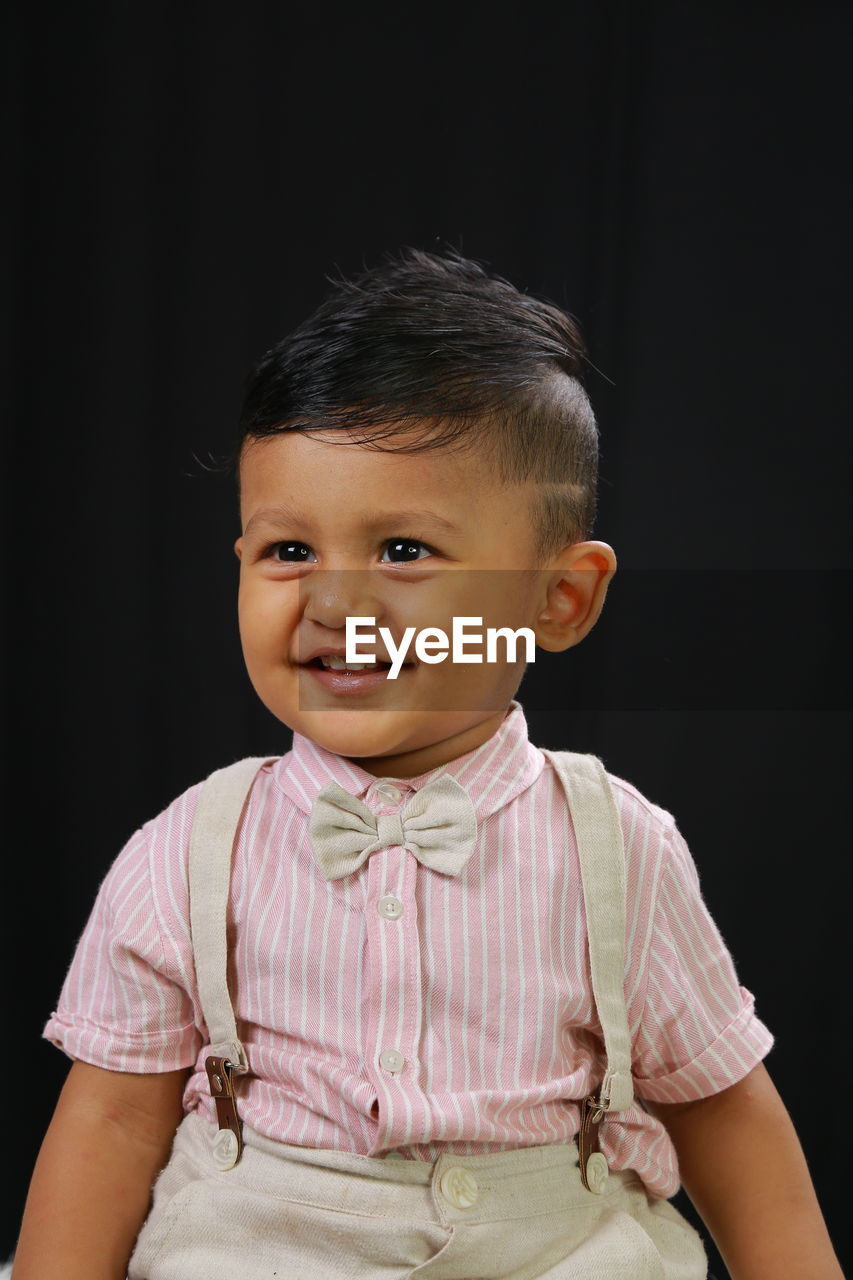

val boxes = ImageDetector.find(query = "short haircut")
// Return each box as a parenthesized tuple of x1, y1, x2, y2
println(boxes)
(237, 246, 599, 564)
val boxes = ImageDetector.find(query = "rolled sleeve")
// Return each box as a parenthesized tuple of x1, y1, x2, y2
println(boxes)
(42, 814, 203, 1073)
(632, 818, 774, 1104)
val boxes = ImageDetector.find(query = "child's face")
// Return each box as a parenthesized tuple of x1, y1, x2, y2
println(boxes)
(235, 429, 615, 776)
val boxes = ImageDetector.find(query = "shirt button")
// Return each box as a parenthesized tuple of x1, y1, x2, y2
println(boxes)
(375, 782, 403, 804)
(439, 1167, 480, 1208)
(378, 894, 403, 919)
(384, 1150, 405, 1160)
(585, 1152, 610, 1195)
(379, 1048, 405, 1073)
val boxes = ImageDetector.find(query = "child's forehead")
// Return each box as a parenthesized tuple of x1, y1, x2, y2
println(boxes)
(238, 431, 535, 537)
(239, 428, 505, 495)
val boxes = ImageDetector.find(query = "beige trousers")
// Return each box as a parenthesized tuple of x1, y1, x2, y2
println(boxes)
(128, 1108, 706, 1279)
(126, 750, 708, 1279)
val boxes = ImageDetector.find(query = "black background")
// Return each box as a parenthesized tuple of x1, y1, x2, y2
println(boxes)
(3, 3, 851, 1274)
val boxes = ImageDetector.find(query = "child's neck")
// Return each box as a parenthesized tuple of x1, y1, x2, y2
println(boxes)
(346, 707, 511, 779)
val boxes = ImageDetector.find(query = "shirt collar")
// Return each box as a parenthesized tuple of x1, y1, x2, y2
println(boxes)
(273, 698, 544, 823)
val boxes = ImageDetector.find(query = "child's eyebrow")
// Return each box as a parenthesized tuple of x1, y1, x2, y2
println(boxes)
(244, 505, 463, 537)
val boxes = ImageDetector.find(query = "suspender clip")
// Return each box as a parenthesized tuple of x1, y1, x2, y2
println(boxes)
(206, 1054, 244, 1168)
(578, 1093, 606, 1192)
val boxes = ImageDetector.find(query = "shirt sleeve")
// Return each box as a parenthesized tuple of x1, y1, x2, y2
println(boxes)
(42, 788, 204, 1073)
(631, 813, 774, 1103)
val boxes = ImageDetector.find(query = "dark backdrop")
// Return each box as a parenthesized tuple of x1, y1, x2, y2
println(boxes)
(4, 3, 851, 1274)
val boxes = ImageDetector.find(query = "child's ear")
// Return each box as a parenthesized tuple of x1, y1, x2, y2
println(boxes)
(234, 536, 243, 560)
(536, 542, 617, 653)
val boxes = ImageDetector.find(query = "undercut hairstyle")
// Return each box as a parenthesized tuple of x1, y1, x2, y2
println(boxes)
(237, 245, 600, 564)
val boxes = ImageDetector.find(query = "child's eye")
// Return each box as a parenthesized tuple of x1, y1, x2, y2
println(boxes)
(380, 539, 433, 564)
(265, 539, 434, 564)
(269, 541, 317, 563)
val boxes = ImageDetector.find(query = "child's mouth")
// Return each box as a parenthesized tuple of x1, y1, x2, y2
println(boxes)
(302, 657, 414, 696)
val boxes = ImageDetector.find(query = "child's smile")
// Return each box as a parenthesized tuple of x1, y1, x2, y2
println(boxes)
(234, 428, 615, 777)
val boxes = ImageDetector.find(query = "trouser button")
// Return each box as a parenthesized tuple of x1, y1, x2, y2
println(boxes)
(439, 1167, 479, 1208)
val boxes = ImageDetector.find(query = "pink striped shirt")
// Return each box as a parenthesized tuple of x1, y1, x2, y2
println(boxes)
(42, 699, 773, 1199)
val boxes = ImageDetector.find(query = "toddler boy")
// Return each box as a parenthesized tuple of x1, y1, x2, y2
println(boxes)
(13, 247, 842, 1278)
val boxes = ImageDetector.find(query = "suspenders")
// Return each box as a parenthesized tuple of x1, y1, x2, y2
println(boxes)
(188, 756, 277, 1170)
(187, 749, 634, 1190)
(540, 750, 635, 1192)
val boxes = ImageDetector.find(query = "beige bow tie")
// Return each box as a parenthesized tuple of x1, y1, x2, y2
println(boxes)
(308, 775, 478, 880)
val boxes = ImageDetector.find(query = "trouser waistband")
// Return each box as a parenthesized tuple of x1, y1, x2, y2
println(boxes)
(179, 1111, 643, 1226)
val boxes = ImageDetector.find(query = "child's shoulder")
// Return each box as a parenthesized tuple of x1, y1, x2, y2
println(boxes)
(105, 757, 279, 878)
(541, 751, 695, 900)
(139, 755, 281, 839)
(95, 758, 283, 921)
(602, 767, 677, 833)
(135, 773, 208, 848)
(597, 765, 703, 892)
(91, 776, 208, 906)
(542, 750, 678, 839)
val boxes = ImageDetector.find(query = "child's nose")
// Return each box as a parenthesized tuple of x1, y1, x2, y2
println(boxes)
(302, 568, 384, 627)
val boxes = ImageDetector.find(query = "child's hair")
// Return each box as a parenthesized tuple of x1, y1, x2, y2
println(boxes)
(237, 245, 600, 563)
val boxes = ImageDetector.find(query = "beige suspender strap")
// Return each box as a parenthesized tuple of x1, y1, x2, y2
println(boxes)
(541, 749, 635, 1115)
(188, 756, 277, 1073)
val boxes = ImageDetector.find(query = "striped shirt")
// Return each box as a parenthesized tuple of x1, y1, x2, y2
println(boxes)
(42, 699, 773, 1199)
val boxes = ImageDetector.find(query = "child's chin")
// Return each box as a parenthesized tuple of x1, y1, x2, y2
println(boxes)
(294, 712, 421, 756)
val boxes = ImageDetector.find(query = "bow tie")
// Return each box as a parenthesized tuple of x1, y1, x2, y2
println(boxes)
(308, 775, 478, 880)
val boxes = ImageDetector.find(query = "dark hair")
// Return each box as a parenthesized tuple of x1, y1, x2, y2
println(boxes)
(237, 245, 599, 563)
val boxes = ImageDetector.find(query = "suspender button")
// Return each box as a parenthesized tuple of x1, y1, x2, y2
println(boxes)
(212, 1127, 240, 1170)
(585, 1152, 609, 1194)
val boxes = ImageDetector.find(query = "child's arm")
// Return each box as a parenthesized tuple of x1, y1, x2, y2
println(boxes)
(12, 1059, 191, 1280)
(644, 1061, 844, 1279)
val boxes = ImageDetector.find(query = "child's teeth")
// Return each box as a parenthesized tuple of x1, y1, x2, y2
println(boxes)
(321, 655, 370, 670)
